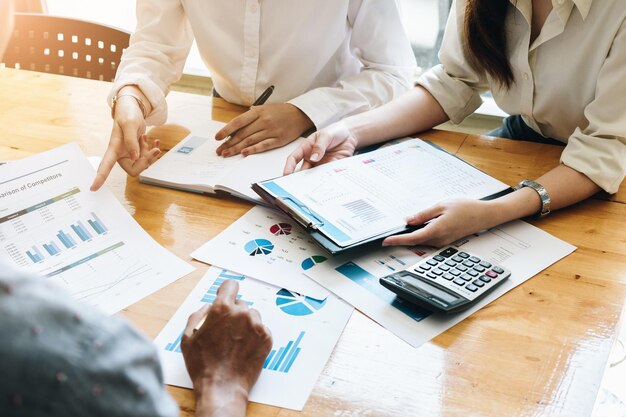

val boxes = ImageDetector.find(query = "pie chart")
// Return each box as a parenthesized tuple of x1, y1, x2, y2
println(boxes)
(270, 222, 292, 236)
(244, 239, 274, 256)
(275, 288, 327, 316)
(301, 255, 328, 270)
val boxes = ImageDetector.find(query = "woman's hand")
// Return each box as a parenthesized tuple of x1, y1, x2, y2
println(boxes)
(181, 279, 272, 417)
(383, 199, 498, 248)
(90, 87, 160, 191)
(283, 121, 358, 175)
(215, 103, 314, 157)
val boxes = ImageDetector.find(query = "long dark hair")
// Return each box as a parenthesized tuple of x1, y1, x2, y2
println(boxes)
(464, 0, 514, 88)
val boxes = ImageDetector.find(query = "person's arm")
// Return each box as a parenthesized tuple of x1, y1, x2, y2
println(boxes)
(215, 0, 417, 157)
(91, 0, 193, 191)
(181, 280, 273, 417)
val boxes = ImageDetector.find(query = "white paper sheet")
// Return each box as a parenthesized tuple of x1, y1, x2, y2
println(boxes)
(140, 120, 303, 203)
(154, 266, 353, 410)
(191, 206, 337, 299)
(258, 139, 509, 246)
(305, 220, 576, 347)
(0, 143, 194, 314)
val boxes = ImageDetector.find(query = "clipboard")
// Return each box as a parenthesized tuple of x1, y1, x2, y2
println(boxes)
(252, 139, 513, 255)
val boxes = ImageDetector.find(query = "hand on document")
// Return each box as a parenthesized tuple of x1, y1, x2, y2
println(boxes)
(283, 121, 358, 175)
(91, 91, 161, 191)
(383, 198, 498, 248)
(181, 279, 272, 412)
(215, 103, 313, 157)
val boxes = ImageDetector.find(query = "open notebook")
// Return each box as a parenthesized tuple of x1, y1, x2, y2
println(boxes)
(139, 121, 303, 204)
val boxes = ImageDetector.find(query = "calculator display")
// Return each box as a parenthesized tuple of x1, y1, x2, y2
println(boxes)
(398, 272, 460, 304)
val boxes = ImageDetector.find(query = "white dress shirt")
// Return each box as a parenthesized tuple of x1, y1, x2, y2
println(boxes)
(418, 0, 626, 194)
(111, 0, 416, 130)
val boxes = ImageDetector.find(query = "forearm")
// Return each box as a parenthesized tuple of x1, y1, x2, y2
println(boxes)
(194, 381, 249, 417)
(484, 164, 601, 226)
(344, 86, 449, 148)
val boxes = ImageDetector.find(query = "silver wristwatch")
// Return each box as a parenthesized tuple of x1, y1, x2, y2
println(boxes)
(514, 179, 551, 219)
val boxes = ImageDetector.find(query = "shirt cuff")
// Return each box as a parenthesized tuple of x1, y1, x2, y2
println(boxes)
(560, 128, 626, 194)
(108, 74, 169, 126)
(288, 89, 342, 130)
(416, 65, 483, 125)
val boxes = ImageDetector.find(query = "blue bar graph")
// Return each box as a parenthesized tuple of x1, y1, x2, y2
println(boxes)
(57, 230, 76, 248)
(71, 222, 91, 241)
(201, 270, 253, 306)
(165, 332, 183, 353)
(43, 243, 59, 256)
(26, 250, 39, 262)
(25, 246, 45, 263)
(263, 331, 305, 374)
(90, 212, 107, 232)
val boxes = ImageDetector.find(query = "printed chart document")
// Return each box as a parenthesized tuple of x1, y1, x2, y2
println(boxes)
(304, 220, 576, 347)
(191, 206, 335, 300)
(155, 266, 353, 410)
(140, 120, 303, 204)
(0, 143, 194, 314)
(254, 139, 510, 249)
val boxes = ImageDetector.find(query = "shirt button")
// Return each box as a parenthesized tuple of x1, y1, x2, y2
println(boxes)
(523, 72, 530, 80)
(249, 4, 258, 13)
(557, 0, 564, 4)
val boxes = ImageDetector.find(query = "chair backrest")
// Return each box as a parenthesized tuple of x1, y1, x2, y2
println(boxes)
(2, 13, 130, 81)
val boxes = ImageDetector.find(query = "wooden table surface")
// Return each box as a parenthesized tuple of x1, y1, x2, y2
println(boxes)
(2, 68, 625, 417)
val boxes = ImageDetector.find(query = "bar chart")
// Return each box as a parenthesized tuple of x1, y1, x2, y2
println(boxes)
(165, 332, 183, 353)
(201, 269, 253, 306)
(22, 212, 109, 264)
(263, 331, 305, 373)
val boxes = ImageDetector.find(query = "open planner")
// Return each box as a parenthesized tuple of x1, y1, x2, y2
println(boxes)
(140, 120, 304, 204)
(253, 139, 512, 254)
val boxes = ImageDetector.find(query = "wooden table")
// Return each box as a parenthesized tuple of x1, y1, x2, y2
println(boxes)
(2, 68, 625, 417)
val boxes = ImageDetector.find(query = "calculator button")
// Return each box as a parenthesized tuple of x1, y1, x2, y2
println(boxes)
(479, 275, 492, 283)
(460, 274, 472, 282)
(452, 256, 464, 263)
(479, 261, 492, 268)
(438, 247, 458, 258)
(439, 264, 450, 271)
(492, 266, 505, 274)
(466, 284, 478, 292)
(445, 260, 457, 267)
(418, 264, 431, 271)
(458, 252, 470, 259)
(453, 278, 465, 286)
(472, 279, 485, 288)
(443, 273, 454, 281)
(485, 270, 498, 278)
(466, 270, 479, 277)
(456, 265, 468, 272)
(426, 259, 439, 266)
(426, 272, 437, 279)
(432, 269, 443, 276)
(433, 255, 445, 262)
(450, 269, 461, 276)
(469, 256, 481, 263)
(462, 260, 475, 268)
(473, 265, 485, 273)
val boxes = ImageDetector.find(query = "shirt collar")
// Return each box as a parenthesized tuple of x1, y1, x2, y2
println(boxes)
(508, 0, 592, 24)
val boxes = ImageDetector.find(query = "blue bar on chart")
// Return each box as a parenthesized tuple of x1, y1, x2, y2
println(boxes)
(263, 331, 305, 373)
(43, 241, 61, 256)
(57, 230, 77, 249)
(201, 269, 253, 306)
(165, 332, 183, 353)
(87, 212, 108, 235)
(71, 221, 93, 241)
(27, 245, 45, 262)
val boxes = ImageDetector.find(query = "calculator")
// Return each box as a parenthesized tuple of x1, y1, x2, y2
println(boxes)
(379, 247, 510, 314)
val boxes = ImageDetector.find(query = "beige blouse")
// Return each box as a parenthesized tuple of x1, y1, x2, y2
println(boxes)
(418, 0, 626, 193)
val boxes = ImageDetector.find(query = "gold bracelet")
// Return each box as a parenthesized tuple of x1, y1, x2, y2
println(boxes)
(111, 92, 148, 119)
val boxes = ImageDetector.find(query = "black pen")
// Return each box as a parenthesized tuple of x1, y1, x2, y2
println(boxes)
(251, 85, 275, 107)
